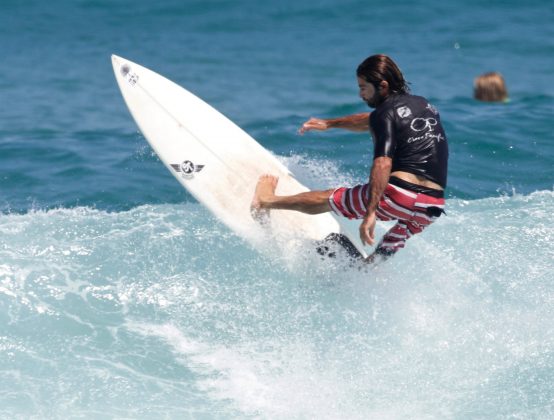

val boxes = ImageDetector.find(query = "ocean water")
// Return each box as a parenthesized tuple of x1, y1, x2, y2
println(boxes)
(1, 0, 553, 418)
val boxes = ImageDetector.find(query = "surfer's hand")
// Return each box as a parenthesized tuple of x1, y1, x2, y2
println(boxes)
(298, 118, 329, 134)
(360, 212, 376, 246)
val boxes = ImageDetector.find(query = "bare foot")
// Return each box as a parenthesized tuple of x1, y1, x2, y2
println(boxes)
(250, 174, 279, 223)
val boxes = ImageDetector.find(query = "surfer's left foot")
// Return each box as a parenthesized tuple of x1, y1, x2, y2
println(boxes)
(250, 174, 279, 223)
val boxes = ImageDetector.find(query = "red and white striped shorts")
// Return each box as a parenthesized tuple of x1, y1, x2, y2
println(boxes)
(329, 179, 445, 255)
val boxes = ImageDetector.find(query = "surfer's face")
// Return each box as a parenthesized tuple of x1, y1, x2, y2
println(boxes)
(358, 77, 381, 108)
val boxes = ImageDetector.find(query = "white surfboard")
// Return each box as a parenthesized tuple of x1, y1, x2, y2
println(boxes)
(111, 54, 368, 258)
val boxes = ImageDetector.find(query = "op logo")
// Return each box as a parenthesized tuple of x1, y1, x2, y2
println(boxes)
(170, 160, 205, 179)
(410, 117, 437, 132)
(407, 117, 444, 143)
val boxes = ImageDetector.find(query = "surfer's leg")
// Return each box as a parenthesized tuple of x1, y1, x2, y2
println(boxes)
(366, 189, 445, 262)
(251, 174, 333, 216)
(374, 221, 412, 256)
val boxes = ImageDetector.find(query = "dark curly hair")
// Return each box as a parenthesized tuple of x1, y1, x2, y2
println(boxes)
(356, 54, 410, 94)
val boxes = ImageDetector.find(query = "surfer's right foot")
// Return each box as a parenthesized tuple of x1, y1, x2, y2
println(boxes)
(250, 174, 279, 223)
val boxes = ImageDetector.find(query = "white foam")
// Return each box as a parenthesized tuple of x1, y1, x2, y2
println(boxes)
(1, 190, 553, 418)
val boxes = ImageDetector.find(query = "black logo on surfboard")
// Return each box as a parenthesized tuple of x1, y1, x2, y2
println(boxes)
(170, 161, 205, 179)
(120, 64, 139, 86)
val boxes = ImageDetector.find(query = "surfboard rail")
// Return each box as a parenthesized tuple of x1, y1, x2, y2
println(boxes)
(111, 54, 368, 258)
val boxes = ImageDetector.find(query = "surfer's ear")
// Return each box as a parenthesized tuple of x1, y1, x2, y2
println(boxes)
(379, 80, 390, 96)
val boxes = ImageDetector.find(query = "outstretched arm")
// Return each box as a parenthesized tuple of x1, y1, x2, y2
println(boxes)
(299, 113, 371, 134)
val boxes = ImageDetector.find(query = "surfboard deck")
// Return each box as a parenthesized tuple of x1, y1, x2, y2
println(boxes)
(111, 55, 368, 259)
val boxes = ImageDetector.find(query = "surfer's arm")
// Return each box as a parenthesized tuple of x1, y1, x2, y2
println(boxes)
(299, 113, 370, 134)
(359, 156, 392, 246)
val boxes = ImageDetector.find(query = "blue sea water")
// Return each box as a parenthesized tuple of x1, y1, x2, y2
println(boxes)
(1, 0, 553, 418)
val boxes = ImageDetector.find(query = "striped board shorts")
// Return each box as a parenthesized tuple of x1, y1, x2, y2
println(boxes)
(329, 177, 445, 255)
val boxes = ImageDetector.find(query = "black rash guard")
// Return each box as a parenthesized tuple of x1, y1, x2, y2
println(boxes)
(370, 93, 449, 188)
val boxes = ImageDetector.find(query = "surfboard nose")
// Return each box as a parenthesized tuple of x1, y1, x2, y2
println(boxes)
(111, 54, 127, 70)
(111, 54, 120, 72)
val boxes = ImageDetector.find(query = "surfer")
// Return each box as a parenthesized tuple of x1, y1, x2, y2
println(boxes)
(251, 54, 449, 263)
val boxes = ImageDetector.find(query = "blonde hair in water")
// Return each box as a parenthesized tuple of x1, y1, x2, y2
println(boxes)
(474, 72, 509, 102)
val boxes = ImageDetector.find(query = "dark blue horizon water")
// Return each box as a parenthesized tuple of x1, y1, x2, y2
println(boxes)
(1, 1, 553, 418)
(1, 0, 553, 213)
